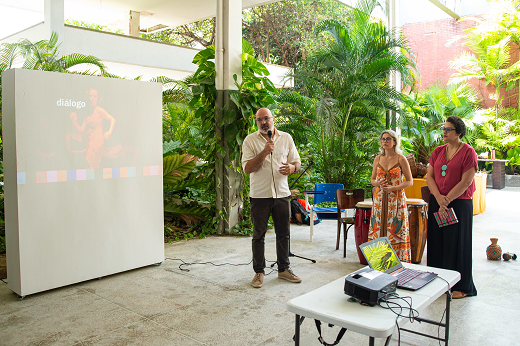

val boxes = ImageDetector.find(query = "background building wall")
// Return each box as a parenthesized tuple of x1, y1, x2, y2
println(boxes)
(402, 16, 519, 110)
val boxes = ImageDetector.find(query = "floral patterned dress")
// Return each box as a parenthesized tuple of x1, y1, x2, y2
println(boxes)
(369, 163, 411, 262)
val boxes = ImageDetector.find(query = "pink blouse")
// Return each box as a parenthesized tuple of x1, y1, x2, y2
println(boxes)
(429, 142, 477, 199)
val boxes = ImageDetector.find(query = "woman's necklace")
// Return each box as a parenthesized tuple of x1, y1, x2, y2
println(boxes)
(441, 142, 462, 177)
(446, 142, 462, 162)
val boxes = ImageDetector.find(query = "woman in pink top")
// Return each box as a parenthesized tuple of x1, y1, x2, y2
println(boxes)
(426, 115, 477, 299)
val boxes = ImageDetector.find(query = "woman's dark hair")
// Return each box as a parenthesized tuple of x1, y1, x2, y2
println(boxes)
(446, 115, 466, 138)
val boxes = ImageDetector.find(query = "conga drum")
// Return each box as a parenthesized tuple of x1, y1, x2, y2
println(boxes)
(406, 198, 427, 264)
(354, 201, 372, 264)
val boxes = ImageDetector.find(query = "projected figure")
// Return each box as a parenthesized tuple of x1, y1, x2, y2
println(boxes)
(68, 88, 137, 169)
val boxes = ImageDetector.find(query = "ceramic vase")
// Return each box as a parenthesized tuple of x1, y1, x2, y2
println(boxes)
(486, 238, 502, 260)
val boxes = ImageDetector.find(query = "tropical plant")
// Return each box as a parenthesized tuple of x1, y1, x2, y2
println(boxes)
(163, 153, 214, 227)
(0, 32, 108, 75)
(506, 141, 520, 174)
(400, 83, 481, 163)
(472, 108, 520, 174)
(242, 0, 352, 67)
(190, 41, 277, 234)
(65, 19, 125, 35)
(153, 76, 203, 149)
(448, 2, 520, 117)
(155, 39, 277, 234)
(285, 0, 417, 186)
(143, 18, 216, 48)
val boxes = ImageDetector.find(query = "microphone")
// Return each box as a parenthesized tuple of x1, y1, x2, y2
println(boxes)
(267, 130, 273, 155)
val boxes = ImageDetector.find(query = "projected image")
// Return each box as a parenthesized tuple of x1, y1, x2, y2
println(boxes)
(67, 88, 138, 169)
(14, 75, 161, 185)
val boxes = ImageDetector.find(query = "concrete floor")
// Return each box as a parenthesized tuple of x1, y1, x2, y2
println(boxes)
(0, 187, 519, 346)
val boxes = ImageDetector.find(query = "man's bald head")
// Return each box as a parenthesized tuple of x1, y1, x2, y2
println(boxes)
(256, 108, 272, 118)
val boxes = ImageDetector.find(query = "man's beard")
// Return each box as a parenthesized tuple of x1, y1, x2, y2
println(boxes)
(259, 125, 273, 134)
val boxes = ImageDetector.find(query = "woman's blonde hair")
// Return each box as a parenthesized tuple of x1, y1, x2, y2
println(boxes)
(378, 129, 402, 156)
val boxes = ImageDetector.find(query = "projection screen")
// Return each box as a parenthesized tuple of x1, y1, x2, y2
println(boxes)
(2, 69, 164, 296)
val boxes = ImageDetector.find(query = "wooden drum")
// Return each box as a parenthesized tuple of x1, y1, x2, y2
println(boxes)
(354, 201, 373, 265)
(406, 198, 427, 264)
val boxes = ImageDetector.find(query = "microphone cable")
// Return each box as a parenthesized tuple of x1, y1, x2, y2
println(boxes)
(164, 257, 278, 274)
(267, 130, 277, 199)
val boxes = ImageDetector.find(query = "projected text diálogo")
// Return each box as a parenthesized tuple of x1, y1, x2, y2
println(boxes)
(57, 99, 86, 109)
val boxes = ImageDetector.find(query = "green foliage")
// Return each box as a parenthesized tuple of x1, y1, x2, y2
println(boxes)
(400, 83, 481, 163)
(155, 39, 277, 235)
(243, 0, 352, 67)
(506, 144, 520, 174)
(449, 2, 520, 117)
(65, 19, 125, 34)
(0, 192, 4, 253)
(163, 154, 198, 185)
(0, 32, 108, 75)
(315, 201, 337, 208)
(142, 18, 216, 48)
(163, 140, 184, 157)
(282, 0, 416, 188)
(162, 153, 215, 236)
(472, 108, 520, 174)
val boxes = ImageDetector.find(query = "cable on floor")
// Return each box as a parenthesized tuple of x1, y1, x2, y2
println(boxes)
(164, 257, 278, 274)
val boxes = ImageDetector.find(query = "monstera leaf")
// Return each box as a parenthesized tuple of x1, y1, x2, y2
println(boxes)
(163, 154, 198, 185)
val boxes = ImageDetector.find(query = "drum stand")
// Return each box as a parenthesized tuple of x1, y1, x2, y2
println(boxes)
(274, 160, 317, 266)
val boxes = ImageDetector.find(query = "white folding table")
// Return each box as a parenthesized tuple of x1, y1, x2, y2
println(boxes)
(287, 264, 460, 346)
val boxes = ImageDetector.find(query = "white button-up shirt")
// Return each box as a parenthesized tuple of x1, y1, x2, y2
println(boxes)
(242, 129, 301, 198)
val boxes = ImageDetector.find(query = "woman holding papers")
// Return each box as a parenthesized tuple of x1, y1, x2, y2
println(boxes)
(426, 115, 477, 299)
(369, 130, 413, 262)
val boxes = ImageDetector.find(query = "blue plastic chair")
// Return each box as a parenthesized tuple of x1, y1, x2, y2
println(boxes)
(313, 183, 344, 215)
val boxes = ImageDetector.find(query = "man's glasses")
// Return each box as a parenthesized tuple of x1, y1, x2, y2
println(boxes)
(380, 137, 393, 142)
(256, 116, 273, 123)
(441, 127, 454, 133)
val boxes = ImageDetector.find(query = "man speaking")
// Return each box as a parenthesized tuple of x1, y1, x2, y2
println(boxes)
(242, 108, 302, 288)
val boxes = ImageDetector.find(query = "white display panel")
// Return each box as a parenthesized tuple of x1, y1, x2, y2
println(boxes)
(2, 69, 164, 296)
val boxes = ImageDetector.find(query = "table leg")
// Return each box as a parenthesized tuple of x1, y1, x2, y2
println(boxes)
(309, 207, 314, 242)
(304, 193, 314, 241)
(295, 314, 300, 346)
(445, 291, 451, 346)
(369, 336, 375, 346)
(492, 161, 505, 189)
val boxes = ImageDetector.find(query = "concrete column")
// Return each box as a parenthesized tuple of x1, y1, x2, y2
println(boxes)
(126, 11, 141, 37)
(44, 0, 64, 45)
(386, 0, 401, 131)
(216, 0, 242, 89)
(215, 0, 243, 233)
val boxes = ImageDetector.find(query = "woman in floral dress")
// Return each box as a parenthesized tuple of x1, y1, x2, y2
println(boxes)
(369, 130, 414, 262)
